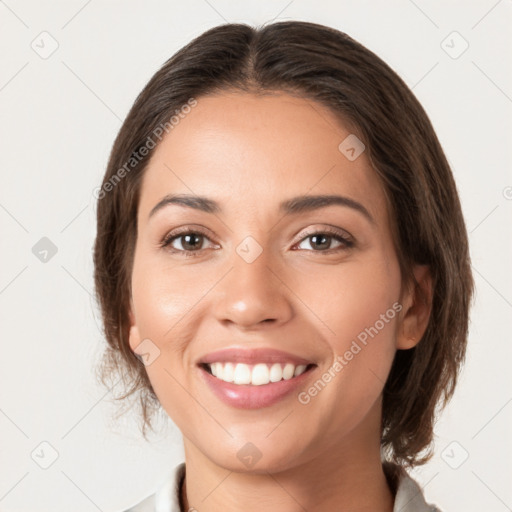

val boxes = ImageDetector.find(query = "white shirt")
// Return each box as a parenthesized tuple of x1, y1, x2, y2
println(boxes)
(124, 462, 441, 512)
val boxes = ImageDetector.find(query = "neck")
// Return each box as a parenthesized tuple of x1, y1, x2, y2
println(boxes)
(180, 409, 395, 512)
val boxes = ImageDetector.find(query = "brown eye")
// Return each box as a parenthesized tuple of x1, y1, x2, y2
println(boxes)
(306, 233, 334, 251)
(161, 229, 217, 257)
(295, 230, 354, 253)
(172, 233, 204, 251)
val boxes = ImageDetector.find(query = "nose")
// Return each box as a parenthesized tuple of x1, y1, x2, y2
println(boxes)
(212, 247, 294, 330)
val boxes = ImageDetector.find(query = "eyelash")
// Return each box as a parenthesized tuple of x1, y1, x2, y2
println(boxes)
(160, 226, 355, 258)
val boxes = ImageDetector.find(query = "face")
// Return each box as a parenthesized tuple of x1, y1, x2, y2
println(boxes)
(128, 91, 428, 473)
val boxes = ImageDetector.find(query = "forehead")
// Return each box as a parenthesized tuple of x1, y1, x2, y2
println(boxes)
(138, 92, 388, 223)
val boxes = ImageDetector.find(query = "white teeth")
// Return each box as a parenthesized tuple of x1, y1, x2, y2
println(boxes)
(233, 363, 252, 384)
(206, 362, 310, 385)
(294, 364, 307, 377)
(251, 363, 270, 385)
(269, 363, 283, 382)
(222, 362, 235, 382)
(282, 363, 295, 380)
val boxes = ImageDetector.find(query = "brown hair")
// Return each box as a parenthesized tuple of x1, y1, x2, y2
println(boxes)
(93, 20, 474, 466)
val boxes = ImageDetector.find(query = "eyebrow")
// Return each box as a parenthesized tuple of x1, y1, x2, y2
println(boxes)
(148, 193, 375, 224)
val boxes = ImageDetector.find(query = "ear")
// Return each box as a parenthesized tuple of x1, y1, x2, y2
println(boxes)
(128, 299, 142, 353)
(396, 264, 433, 350)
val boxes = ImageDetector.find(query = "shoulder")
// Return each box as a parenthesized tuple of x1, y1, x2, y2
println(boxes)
(123, 492, 155, 512)
(385, 462, 443, 512)
(122, 462, 185, 512)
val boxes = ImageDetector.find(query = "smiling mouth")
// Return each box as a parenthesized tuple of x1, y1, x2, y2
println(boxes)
(199, 362, 317, 386)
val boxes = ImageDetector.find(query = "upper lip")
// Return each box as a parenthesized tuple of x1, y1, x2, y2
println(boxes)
(198, 347, 316, 366)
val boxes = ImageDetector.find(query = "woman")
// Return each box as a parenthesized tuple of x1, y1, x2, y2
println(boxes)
(93, 21, 474, 512)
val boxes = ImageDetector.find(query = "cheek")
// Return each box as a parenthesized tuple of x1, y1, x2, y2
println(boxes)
(131, 250, 202, 341)
(129, 246, 217, 376)
(130, 258, 201, 424)
(293, 250, 401, 350)
(293, 252, 401, 408)
(332, 269, 400, 355)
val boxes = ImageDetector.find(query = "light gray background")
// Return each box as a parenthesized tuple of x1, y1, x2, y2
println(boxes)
(1, 1, 511, 511)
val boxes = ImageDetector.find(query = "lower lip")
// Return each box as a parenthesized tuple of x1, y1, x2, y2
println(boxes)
(198, 364, 316, 409)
